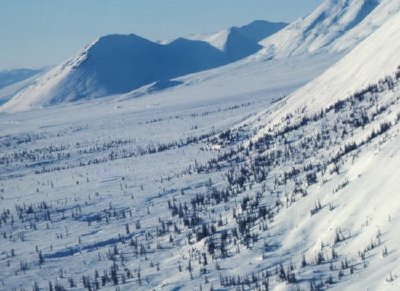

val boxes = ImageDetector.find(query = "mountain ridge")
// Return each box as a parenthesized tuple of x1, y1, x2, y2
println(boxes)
(0, 68, 44, 90)
(257, 0, 399, 59)
(3, 2, 400, 290)
(1, 21, 286, 112)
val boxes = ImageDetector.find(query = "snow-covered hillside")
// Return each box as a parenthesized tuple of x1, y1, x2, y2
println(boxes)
(253, 6, 400, 133)
(0, 69, 43, 104)
(0, 68, 43, 90)
(0, 48, 339, 290)
(2, 1, 400, 291)
(258, 0, 400, 59)
(1, 21, 286, 112)
(0, 75, 41, 106)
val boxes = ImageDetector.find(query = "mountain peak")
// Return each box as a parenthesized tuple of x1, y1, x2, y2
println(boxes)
(187, 20, 286, 51)
(235, 20, 288, 43)
(258, 0, 382, 58)
(1, 20, 287, 112)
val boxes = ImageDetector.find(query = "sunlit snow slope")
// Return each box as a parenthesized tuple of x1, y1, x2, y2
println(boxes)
(244, 9, 400, 290)
(0, 68, 43, 90)
(0, 69, 44, 105)
(255, 6, 400, 129)
(188, 20, 287, 51)
(1, 21, 286, 112)
(258, 0, 400, 59)
(2, 3, 400, 291)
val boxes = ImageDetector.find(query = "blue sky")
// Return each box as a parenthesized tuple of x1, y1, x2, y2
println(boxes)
(0, 0, 322, 70)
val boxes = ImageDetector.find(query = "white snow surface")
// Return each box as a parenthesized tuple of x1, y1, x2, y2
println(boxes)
(0, 48, 91, 112)
(0, 49, 338, 114)
(186, 20, 287, 51)
(330, 0, 400, 52)
(0, 73, 43, 106)
(187, 30, 231, 51)
(254, 8, 400, 132)
(258, 0, 400, 59)
(0, 21, 286, 113)
(2, 3, 400, 291)
(3, 0, 397, 113)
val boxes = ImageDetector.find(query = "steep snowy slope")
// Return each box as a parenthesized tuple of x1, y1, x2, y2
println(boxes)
(331, 0, 400, 51)
(0, 68, 43, 89)
(0, 49, 90, 112)
(258, 0, 399, 59)
(255, 7, 400, 129)
(0, 68, 45, 105)
(1, 21, 286, 112)
(0, 72, 46, 106)
(191, 9, 400, 289)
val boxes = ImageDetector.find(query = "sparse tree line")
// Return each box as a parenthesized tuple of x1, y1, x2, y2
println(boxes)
(2, 66, 400, 290)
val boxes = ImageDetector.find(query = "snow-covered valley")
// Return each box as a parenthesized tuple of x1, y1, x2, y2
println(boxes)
(2, 0, 400, 290)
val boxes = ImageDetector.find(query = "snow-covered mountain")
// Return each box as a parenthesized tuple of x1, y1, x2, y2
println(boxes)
(223, 9, 400, 289)
(4, 0, 399, 113)
(0, 68, 45, 105)
(188, 20, 287, 50)
(258, 0, 400, 58)
(0, 68, 43, 90)
(3, 2, 400, 291)
(1, 21, 286, 112)
(255, 3, 400, 130)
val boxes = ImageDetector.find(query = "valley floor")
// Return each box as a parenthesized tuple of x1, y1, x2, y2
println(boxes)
(1, 52, 400, 291)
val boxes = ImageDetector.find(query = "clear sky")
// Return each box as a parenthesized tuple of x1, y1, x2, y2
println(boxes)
(0, 0, 323, 70)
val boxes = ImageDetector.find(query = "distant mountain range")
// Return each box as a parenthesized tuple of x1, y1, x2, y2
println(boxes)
(0, 21, 286, 112)
(4, 1, 400, 290)
(2, 0, 400, 113)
